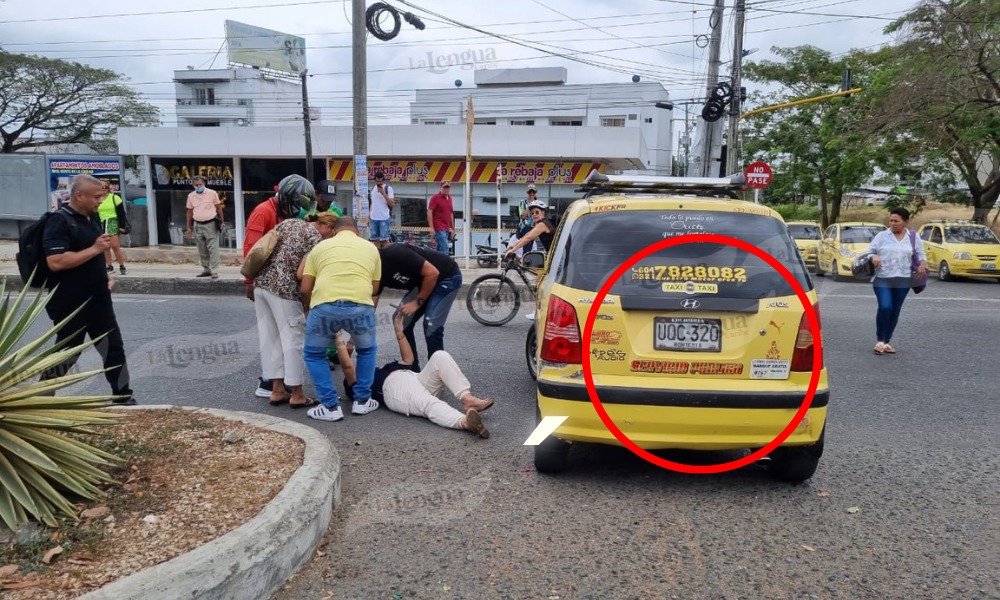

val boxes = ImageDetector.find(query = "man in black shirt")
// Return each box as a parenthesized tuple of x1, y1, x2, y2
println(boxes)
(40, 174, 135, 405)
(375, 243, 462, 368)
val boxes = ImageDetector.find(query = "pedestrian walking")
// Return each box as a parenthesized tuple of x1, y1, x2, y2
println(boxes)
(185, 175, 223, 279)
(39, 174, 135, 405)
(375, 242, 462, 369)
(96, 180, 129, 275)
(427, 181, 454, 254)
(300, 216, 382, 422)
(866, 207, 928, 355)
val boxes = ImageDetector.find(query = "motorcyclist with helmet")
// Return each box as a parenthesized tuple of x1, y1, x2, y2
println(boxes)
(244, 174, 316, 399)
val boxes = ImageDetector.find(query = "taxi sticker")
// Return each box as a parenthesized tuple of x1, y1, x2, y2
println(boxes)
(630, 360, 744, 375)
(750, 359, 791, 379)
(630, 265, 748, 283)
(661, 281, 719, 295)
(592, 203, 626, 213)
(766, 341, 781, 359)
(591, 330, 622, 345)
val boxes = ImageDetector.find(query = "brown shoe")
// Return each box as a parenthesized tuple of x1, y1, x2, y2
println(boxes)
(463, 409, 489, 439)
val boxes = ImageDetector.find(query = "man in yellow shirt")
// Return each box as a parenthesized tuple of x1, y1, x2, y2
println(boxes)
(300, 216, 382, 422)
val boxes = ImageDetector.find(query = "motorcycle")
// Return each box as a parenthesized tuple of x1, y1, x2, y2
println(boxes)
(475, 232, 515, 268)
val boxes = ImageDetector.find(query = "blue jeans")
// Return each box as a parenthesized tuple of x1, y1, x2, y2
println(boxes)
(401, 270, 462, 366)
(873, 277, 910, 344)
(304, 301, 377, 408)
(369, 219, 391, 241)
(434, 230, 450, 254)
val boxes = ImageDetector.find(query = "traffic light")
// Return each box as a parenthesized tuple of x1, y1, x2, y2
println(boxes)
(841, 68, 853, 93)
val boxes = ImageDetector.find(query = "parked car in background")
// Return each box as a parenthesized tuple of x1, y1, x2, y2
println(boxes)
(917, 221, 1000, 282)
(525, 171, 829, 483)
(786, 221, 821, 271)
(816, 222, 885, 280)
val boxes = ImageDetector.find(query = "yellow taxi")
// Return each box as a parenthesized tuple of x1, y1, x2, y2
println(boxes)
(815, 222, 884, 280)
(523, 171, 829, 482)
(917, 221, 1000, 281)
(786, 221, 821, 271)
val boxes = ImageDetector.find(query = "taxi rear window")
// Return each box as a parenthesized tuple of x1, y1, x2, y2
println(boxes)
(787, 224, 820, 240)
(553, 210, 811, 299)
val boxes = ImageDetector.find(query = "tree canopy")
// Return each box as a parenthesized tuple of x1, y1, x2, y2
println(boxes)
(0, 51, 159, 154)
(866, 0, 1000, 220)
(741, 46, 885, 228)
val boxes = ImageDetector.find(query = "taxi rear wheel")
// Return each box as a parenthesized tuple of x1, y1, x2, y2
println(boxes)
(525, 326, 538, 381)
(938, 261, 952, 281)
(831, 261, 844, 281)
(768, 429, 824, 483)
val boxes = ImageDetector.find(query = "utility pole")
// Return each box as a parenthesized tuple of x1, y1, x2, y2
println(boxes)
(725, 0, 747, 177)
(699, 0, 726, 177)
(300, 70, 314, 185)
(352, 0, 368, 222)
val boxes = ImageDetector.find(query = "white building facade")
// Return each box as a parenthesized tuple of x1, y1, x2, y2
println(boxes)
(173, 67, 318, 128)
(118, 68, 676, 255)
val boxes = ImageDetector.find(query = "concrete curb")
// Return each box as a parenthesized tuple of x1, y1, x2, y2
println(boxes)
(79, 405, 341, 600)
(1, 274, 506, 298)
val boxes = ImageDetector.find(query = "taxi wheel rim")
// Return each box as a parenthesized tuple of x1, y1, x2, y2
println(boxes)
(939, 261, 950, 281)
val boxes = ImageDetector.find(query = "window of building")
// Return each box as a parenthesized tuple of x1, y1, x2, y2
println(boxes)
(601, 116, 626, 127)
(644, 117, 653, 123)
(474, 119, 497, 125)
(194, 88, 216, 106)
(551, 119, 583, 126)
(422, 119, 447, 125)
(192, 121, 221, 127)
(510, 119, 535, 126)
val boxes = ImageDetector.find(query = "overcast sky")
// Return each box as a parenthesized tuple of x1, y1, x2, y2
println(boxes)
(0, 0, 920, 127)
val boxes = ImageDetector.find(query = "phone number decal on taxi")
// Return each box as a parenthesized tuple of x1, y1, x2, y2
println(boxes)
(630, 265, 748, 283)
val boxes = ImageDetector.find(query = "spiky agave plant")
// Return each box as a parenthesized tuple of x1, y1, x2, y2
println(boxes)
(0, 276, 123, 530)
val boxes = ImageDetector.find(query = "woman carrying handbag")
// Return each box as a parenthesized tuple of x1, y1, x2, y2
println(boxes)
(866, 207, 928, 355)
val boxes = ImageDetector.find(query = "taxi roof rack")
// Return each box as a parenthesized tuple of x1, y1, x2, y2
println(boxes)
(928, 219, 975, 224)
(577, 169, 746, 199)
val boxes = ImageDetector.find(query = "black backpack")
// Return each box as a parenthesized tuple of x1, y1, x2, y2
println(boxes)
(16, 209, 74, 290)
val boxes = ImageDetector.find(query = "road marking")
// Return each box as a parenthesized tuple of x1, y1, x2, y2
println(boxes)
(523, 416, 568, 446)
(819, 294, 1000, 303)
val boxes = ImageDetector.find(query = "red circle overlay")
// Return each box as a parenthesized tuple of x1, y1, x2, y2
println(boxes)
(580, 233, 823, 474)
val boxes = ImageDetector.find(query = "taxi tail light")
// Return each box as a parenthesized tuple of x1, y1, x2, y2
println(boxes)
(540, 295, 582, 364)
(791, 305, 821, 372)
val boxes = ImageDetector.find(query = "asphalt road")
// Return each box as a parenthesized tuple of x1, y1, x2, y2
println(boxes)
(39, 277, 1000, 600)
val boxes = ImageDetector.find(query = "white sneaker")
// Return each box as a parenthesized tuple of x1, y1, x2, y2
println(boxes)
(352, 399, 380, 415)
(254, 377, 272, 398)
(307, 404, 344, 422)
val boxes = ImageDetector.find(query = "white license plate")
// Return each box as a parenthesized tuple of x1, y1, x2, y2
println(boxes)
(654, 317, 722, 352)
(982, 263, 996, 270)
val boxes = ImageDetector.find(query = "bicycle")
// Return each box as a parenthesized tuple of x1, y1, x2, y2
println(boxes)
(465, 254, 541, 326)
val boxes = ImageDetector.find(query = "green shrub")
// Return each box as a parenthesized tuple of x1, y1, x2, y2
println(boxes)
(0, 276, 123, 530)
(769, 204, 822, 222)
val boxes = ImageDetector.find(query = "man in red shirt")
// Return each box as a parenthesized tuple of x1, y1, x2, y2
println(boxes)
(427, 181, 454, 254)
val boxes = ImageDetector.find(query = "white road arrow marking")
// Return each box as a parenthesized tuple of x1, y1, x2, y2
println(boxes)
(523, 416, 569, 446)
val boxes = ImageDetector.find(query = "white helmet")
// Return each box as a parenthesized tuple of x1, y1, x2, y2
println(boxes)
(527, 199, 547, 211)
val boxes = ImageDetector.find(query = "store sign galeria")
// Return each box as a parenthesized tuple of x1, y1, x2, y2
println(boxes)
(327, 160, 604, 184)
(151, 158, 235, 190)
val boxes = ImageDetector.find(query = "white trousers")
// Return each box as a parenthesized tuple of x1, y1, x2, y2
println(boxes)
(381, 351, 471, 429)
(254, 287, 307, 386)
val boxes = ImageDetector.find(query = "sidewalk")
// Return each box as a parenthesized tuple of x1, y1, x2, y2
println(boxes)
(0, 241, 499, 296)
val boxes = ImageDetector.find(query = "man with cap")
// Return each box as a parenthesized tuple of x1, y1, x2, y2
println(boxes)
(427, 181, 454, 254)
(368, 171, 394, 248)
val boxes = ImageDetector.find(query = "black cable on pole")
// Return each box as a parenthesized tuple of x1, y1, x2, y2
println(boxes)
(365, 2, 424, 41)
(366, 2, 401, 41)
